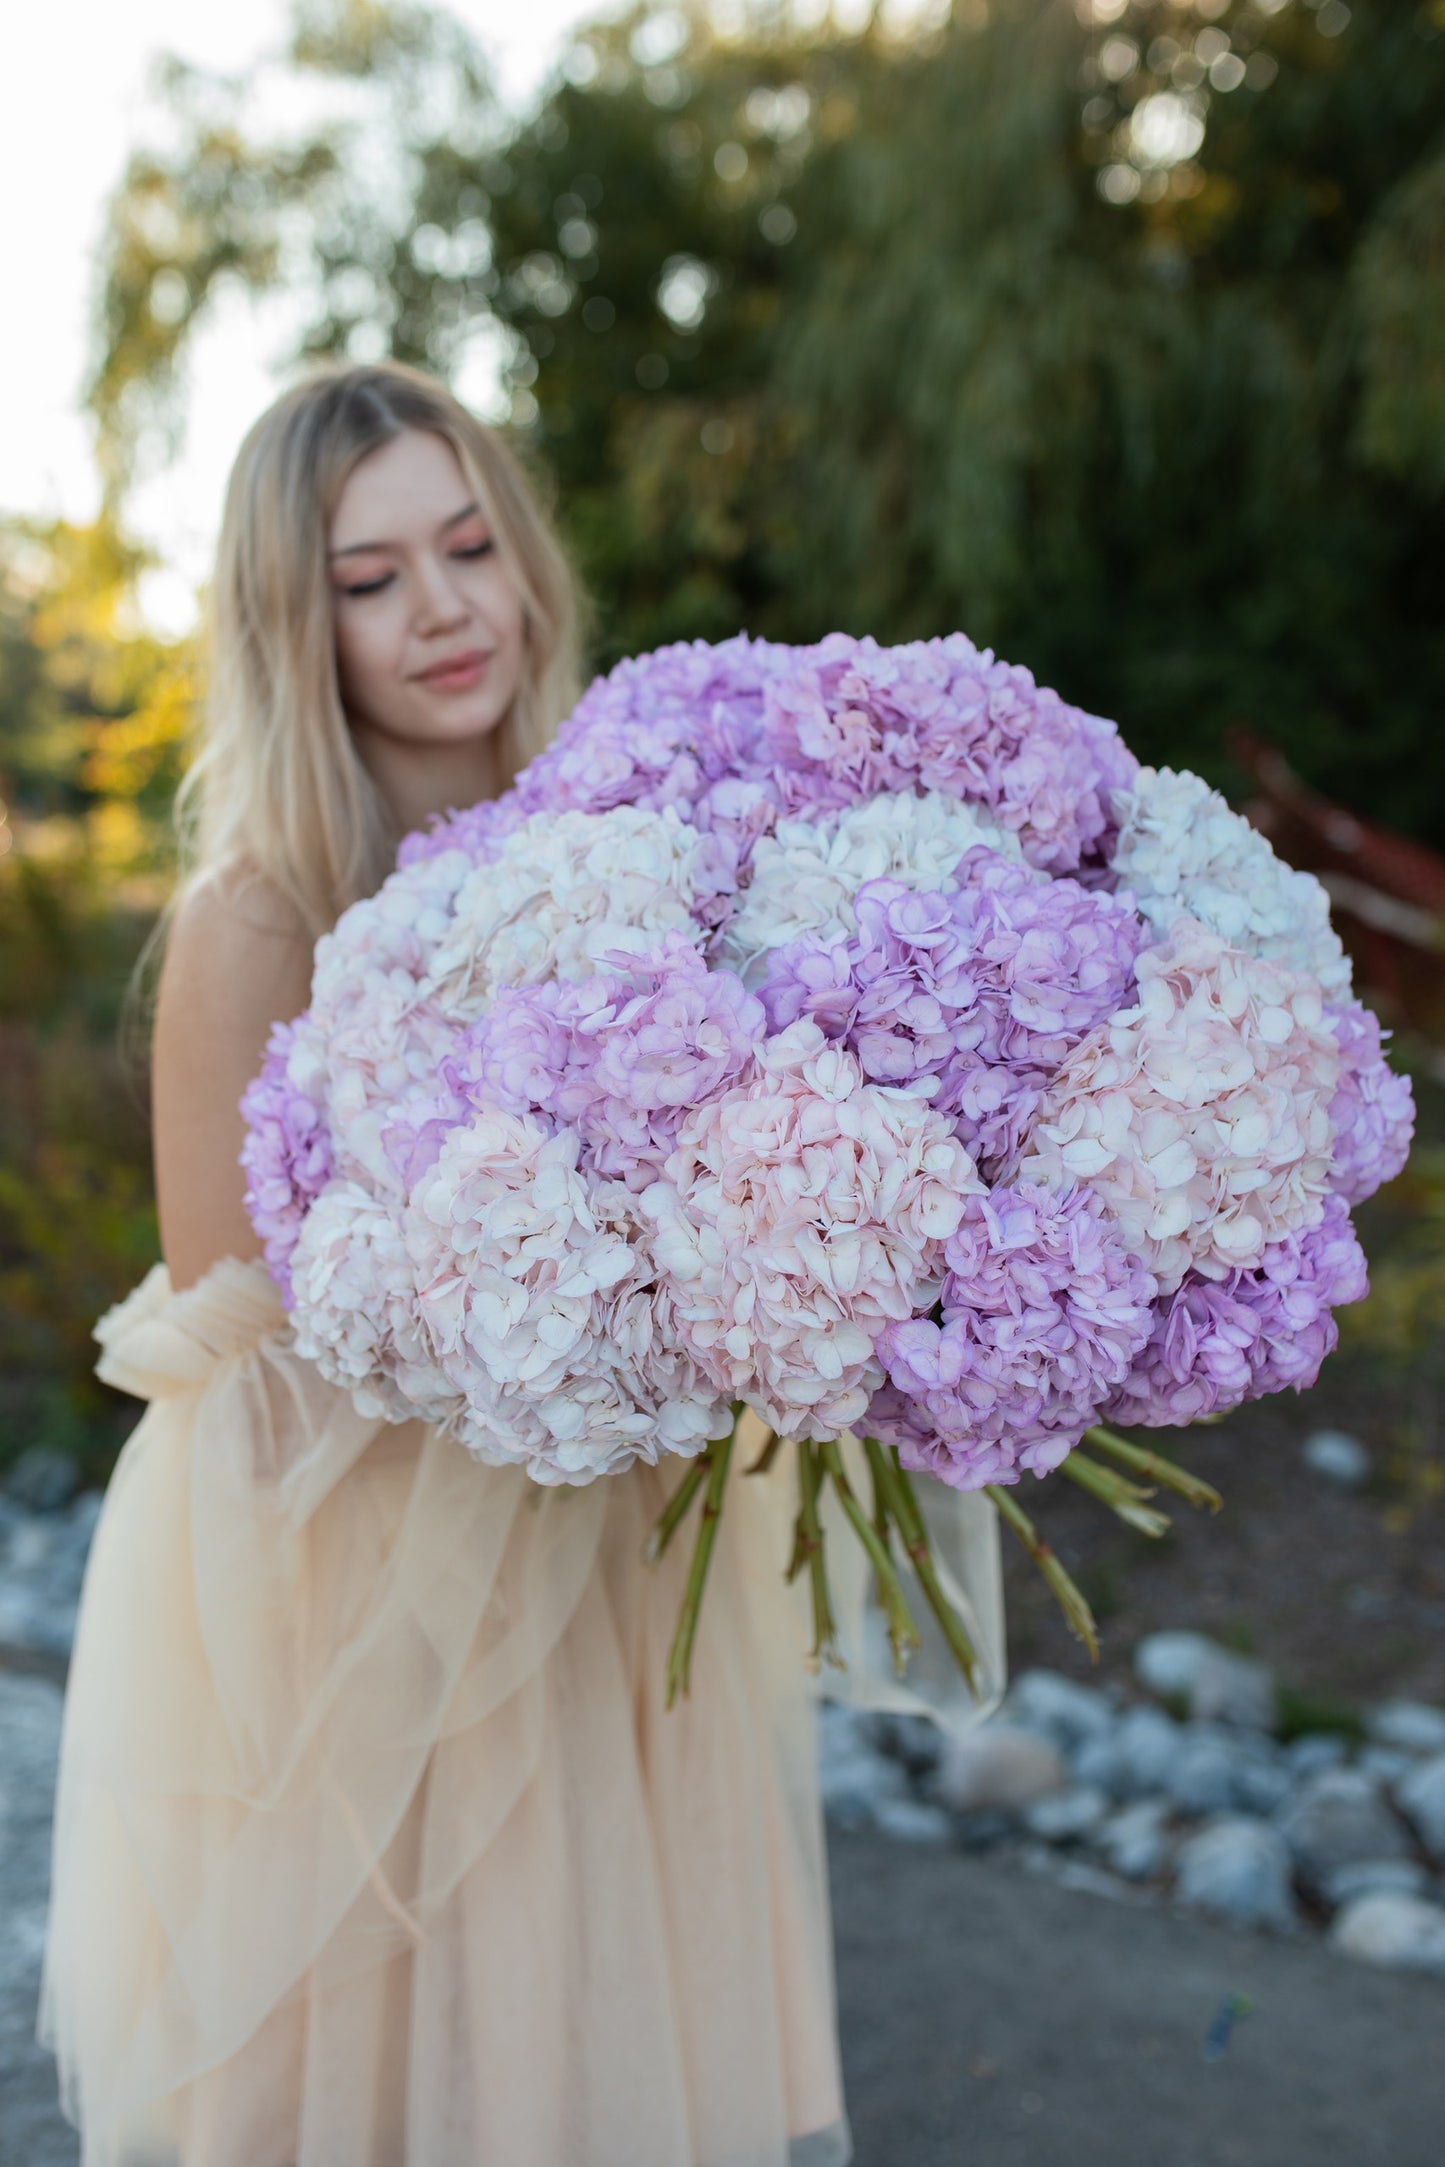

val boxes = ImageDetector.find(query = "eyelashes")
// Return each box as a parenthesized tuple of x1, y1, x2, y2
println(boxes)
(340, 538, 496, 600)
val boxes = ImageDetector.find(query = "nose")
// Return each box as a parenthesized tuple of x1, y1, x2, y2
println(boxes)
(412, 550, 470, 635)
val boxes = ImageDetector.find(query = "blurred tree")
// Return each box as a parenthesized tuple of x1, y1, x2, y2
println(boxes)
(88, 0, 1445, 838)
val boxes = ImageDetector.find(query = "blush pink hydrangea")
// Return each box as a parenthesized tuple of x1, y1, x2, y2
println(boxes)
(641, 1020, 981, 1439)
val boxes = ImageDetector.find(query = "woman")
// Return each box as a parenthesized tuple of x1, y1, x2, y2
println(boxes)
(37, 360, 1006, 2165)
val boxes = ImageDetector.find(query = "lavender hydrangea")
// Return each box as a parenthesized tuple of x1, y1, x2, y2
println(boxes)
(761, 848, 1144, 1171)
(757, 631, 1138, 872)
(238, 1015, 333, 1305)
(1105, 1195, 1369, 1427)
(868, 1182, 1159, 1490)
(1325, 999, 1416, 1205)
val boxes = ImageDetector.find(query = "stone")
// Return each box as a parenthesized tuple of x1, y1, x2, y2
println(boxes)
(817, 1702, 910, 1830)
(1357, 1746, 1414, 1786)
(1165, 1727, 1244, 1818)
(1302, 1427, 1371, 1489)
(1022, 1785, 1109, 1843)
(1098, 1798, 1171, 1882)
(1284, 1732, 1351, 1779)
(1111, 1705, 1185, 1799)
(871, 1796, 952, 1844)
(1133, 1629, 1276, 1731)
(863, 1710, 944, 1781)
(1072, 1730, 1124, 1794)
(1330, 1892, 1445, 1976)
(2, 1447, 82, 1515)
(1321, 1858, 1430, 1910)
(935, 1719, 1066, 1814)
(1175, 1816, 1298, 1930)
(1395, 1754, 1445, 1867)
(1274, 1767, 1410, 1889)
(1003, 1669, 1117, 1753)
(1368, 1700, 1445, 1757)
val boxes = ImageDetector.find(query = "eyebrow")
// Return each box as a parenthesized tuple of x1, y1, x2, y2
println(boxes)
(328, 502, 487, 559)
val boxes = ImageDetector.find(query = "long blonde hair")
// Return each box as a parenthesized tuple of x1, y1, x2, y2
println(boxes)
(192, 360, 586, 933)
(123, 361, 589, 1069)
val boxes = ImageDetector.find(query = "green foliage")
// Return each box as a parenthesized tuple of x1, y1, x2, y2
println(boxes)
(1273, 1680, 1367, 1744)
(86, 0, 1445, 842)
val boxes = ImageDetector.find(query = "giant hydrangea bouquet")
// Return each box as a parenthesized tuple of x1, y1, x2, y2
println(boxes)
(241, 633, 1415, 1701)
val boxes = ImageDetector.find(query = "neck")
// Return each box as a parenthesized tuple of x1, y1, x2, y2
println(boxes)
(350, 720, 506, 840)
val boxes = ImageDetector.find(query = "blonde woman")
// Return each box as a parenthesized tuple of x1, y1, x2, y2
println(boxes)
(36, 361, 1006, 2165)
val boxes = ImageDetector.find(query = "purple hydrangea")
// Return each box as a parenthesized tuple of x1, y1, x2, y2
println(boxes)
(238, 1016, 333, 1306)
(757, 632, 1139, 872)
(402, 936, 767, 1191)
(867, 1182, 1159, 1491)
(1105, 1195, 1369, 1427)
(1325, 1000, 1416, 1205)
(398, 634, 790, 884)
(760, 848, 1143, 1172)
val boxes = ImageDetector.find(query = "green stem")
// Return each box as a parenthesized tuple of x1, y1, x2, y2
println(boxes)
(1083, 1424, 1223, 1513)
(817, 1437, 921, 1678)
(1058, 1450, 1172, 1538)
(644, 1456, 710, 1565)
(665, 1431, 735, 1707)
(984, 1481, 1100, 1662)
(796, 1440, 843, 1673)
(744, 1425, 783, 1476)
(864, 1438, 982, 1695)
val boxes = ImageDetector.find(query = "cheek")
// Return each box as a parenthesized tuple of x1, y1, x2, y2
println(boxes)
(333, 603, 397, 713)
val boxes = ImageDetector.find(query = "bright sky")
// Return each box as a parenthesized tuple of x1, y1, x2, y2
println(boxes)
(0, 0, 650, 626)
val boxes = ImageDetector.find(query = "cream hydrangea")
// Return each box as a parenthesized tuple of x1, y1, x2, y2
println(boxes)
(425, 805, 728, 1012)
(717, 788, 1028, 986)
(641, 1020, 982, 1438)
(406, 1111, 732, 1484)
(1019, 919, 1341, 1293)
(1111, 767, 1351, 996)
(288, 1179, 455, 1424)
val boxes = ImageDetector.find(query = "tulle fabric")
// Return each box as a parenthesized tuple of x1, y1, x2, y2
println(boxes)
(36, 1254, 1006, 2166)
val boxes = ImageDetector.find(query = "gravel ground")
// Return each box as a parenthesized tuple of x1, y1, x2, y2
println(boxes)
(830, 1826, 1445, 2167)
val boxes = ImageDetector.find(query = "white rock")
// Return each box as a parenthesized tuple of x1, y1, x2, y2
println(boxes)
(1396, 1754, 1445, 1867)
(1003, 1669, 1117, 1752)
(1099, 1798, 1171, 1881)
(1358, 1746, 1414, 1785)
(871, 1796, 952, 1844)
(1023, 1785, 1110, 1843)
(1112, 1705, 1185, 1798)
(816, 1702, 910, 1829)
(1322, 1858, 1430, 1910)
(1302, 1428, 1371, 1489)
(1330, 1891, 1445, 1975)
(1165, 1728, 1244, 1817)
(1175, 1816, 1298, 1929)
(1285, 1732, 1351, 1779)
(1368, 1700, 1445, 1757)
(935, 1720, 1066, 1814)
(1275, 1768, 1410, 1887)
(1133, 1630, 1276, 1731)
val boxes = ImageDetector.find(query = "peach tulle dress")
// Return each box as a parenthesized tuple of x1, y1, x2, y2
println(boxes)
(36, 1251, 1006, 2166)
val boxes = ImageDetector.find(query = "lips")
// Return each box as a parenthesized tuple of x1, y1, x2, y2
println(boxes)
(414, 649, 493, 688)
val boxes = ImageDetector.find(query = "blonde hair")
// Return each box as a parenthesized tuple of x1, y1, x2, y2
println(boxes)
(193, 360, 586, 932)
(123, 361, 589, 1071)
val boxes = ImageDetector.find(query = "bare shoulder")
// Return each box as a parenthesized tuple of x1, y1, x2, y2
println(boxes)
(153, 862, 320, 1291)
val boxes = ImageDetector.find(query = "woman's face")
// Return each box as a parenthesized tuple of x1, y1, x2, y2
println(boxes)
(328, 427, 526, 751)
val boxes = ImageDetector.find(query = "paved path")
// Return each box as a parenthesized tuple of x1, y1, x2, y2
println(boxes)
(5, 1673, 1444, 2165)
(831, 1828, 1445, 2167)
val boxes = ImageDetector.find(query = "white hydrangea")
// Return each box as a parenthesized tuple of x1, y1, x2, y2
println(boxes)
(288, 1179, 455, 1425)
(1111, 767, 1351, 996)
(1019, 919, 1341, 1294)
(425, 806, 724, 1013)
(717, 788, 1027, 986)
(406, 1113, 732, 1484)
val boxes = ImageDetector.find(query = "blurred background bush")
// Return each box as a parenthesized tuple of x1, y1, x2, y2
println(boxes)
(2, 0, 1442, 1521)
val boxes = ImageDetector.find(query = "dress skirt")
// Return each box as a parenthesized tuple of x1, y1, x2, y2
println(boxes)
(35, 1255, 1006, 2166)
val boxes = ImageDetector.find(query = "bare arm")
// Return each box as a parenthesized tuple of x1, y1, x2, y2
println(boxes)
(152, 869, 318, 1293)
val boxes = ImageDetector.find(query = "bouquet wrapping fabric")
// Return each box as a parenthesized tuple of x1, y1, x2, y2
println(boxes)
(242, 631, 1414, 1694)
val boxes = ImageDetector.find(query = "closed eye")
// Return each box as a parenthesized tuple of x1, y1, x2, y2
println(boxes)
(452, 539, 496, 560)
(342, 572, 395, 597)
